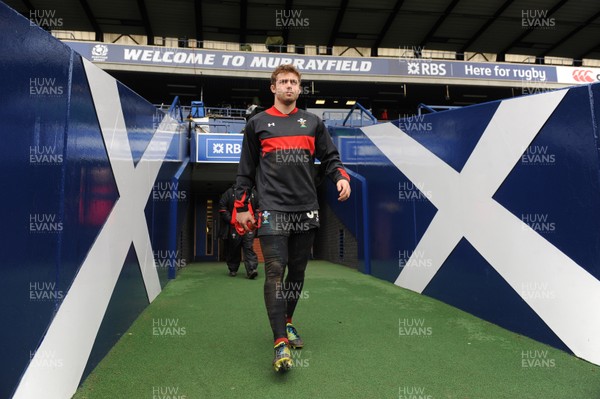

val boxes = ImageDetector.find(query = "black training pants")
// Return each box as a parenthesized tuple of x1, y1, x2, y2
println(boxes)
(260, 229, 316, 341)
(225, 233, 258, 274)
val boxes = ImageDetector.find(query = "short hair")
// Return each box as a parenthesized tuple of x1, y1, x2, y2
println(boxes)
(270, 64, 302, 85)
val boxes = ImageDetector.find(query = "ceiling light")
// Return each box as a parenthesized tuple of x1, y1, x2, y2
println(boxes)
(315, 99, 325, 105)
(346, 100, 356, 105)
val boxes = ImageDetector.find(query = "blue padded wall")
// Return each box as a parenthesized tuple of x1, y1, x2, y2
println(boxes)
(0, 3, 187, 398)
(327, 85, 600, 367)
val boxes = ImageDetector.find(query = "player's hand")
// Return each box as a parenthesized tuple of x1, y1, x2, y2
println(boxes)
(236, 210, 256, 231)
(337, 179, 351, 202)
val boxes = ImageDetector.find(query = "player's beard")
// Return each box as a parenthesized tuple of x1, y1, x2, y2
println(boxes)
(276, 88, 299, 106)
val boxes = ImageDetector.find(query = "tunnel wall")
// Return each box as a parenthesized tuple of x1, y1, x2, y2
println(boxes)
(326, 84, 600, 366)
(0, 3, 187, 398)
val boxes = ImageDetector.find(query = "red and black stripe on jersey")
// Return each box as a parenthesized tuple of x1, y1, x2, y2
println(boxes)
(235, 106, 349, 213)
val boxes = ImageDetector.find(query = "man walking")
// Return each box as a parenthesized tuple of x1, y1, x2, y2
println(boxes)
(218, 185, 258, 279)
(235, 65, 351, 372)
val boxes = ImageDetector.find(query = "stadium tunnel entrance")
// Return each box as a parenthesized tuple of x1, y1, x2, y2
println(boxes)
(188, 160, 354, 268)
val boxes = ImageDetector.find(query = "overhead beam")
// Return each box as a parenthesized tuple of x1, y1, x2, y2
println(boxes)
(497, 0, 569, 59)
(371, 0, 405, 56)
(77, 0, 103, 42)
(576, 42, 600, 61)
(136, 0, 154, 45)
(20, 0, 35, 24)
(240, 0, 247, 45)
(282, 0, 293, 46)
(419, 0, 461, 48)
(540, 8, 600, 58)
(327, 0, 349, 54)
(458, 0, 516, 54)
(21, 0, 34, 13)
(194, 0, 203, 47)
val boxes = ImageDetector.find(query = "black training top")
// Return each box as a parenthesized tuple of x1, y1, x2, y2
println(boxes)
(235, 106, 349, 213)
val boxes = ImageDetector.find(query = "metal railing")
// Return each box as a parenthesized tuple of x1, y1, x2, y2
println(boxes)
(166, 96, 185, 122)
(323, 103, 378, 127)
(193, 121, 246, 134)
(342, 103, 378, 126)
(204, 107, 247, 119)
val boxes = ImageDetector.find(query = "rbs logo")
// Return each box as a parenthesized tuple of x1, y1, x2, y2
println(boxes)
(407, 62, 447, 76)
(421, 63, 446, 76)
(211, 141, 241, 155)
(204, 137, 244, 161)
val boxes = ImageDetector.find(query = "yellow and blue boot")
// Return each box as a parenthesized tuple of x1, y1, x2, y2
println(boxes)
(286, 323, 304, 349)
(273, 340, 292, 372)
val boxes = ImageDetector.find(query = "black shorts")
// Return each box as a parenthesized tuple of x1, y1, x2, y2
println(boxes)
(257, 210, 320, 237)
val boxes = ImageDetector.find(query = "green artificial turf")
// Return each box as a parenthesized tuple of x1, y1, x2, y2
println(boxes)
(73, 261, 600, 399)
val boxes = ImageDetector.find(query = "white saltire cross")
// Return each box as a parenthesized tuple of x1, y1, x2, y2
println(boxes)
(362, 89, 600, 365)
(15, 59, 178, 398)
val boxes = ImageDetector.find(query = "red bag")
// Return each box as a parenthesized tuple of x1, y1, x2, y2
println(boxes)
(232, 202, 261, 235)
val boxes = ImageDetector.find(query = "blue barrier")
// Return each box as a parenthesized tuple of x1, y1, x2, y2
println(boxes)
(347, 169, 371, 276)
(327, 85, 600, 367)
(0, 3, 187, 397)
(168, 157, 191, 279)
(323, 168, 371, 275)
